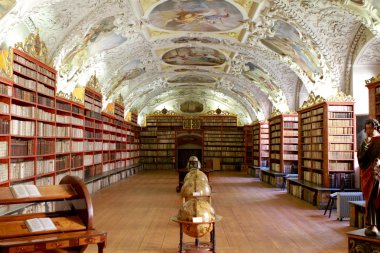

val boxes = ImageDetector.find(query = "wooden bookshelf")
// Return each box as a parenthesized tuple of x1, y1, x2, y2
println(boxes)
(366, 77, 380, 121)
(140, 116, 176, 170)
(55, 96, 85, 183)
(140, 115, 244, 171)
(83, 87, 103, 180)
(0, 45, 141, 192)
(243, 125, 253, 168)
(289, 100, 356, 208)
(263, 114, 298, 187)
(8, 49, 57, 186)
(0, 77, 11, 186)
(201, 116, 244, 171)
(269, 114, 298, 173)
(252, 121, 269, 168)
(297, 101, 355, 188)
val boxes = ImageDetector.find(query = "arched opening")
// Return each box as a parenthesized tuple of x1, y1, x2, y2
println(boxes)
(176, 131, 203, 169)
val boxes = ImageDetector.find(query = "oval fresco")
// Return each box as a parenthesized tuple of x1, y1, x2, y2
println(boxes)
(180, 101, 204, 113)
(168, 74, 216, 84)
(174, 68, 210, 72)
(162, 47, 226, 66)
(171, 36, 220, 44)
(148, 0, 244, 32)
(260, 20, 322, 82)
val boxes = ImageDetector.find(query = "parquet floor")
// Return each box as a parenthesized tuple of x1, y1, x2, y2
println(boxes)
(85, 170, 355, 253)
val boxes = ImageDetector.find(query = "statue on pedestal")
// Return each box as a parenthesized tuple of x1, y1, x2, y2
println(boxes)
(358, 119, 380, 236)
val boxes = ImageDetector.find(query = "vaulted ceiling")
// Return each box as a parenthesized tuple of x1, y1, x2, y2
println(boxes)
(0, 0, 379, 125)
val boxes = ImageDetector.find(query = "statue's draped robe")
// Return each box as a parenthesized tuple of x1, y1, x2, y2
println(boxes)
(358, 136, 380, 225)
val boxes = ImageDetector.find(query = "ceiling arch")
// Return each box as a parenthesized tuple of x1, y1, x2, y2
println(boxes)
(0, 0, 379, 125)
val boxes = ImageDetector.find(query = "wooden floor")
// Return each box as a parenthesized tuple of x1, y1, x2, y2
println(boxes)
(85, 170, 355, 253)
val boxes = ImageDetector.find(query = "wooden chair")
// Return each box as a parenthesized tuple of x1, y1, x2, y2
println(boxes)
(0, 175, 107, 253)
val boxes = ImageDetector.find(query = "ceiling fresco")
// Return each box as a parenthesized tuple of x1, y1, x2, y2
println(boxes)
(0, 0, 379, 125)
(162, 47, 227, 66)
(147, 0, 244, 32)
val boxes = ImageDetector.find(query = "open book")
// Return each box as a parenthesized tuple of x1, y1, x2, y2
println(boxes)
(25, 218, 57, 232)
(10, 185, 41, 198)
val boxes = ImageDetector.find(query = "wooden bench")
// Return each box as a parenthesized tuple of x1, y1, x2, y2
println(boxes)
(0, 175, 107, 253)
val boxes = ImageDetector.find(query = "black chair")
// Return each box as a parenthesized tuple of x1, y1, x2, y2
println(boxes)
(324, 192, 338, 218)
(281, 174, 298, 191)
(324, 178, 345, 218)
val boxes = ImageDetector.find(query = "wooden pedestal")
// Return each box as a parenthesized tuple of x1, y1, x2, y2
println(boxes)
(347, 228, 380, 252)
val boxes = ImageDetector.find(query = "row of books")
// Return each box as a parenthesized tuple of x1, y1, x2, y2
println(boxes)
(0, 82, 11, 96)
(303, 160, 322, 169)
(13, 74, 36, 90)
(37, 83, 54, 97)
(300, 107, 324, 118)
(13, 86, 36, 103)
(10, 138, 34, 156)
(301, 114, 323, 123)
(204, 146, 244, 151)
(270, 116, 298, 124)
(37, 95, 54, 108)
(203, 151, 245, 157)
(56, 115, 83, 125)
(0, 119, 9, 134)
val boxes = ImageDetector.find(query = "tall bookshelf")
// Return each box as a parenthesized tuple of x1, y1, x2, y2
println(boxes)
(140, 114, 244, 171)
(366, 76, 380, 121)
(268, 114, 298, 174)
(0, 77, 12, 186)
(83, 86, 103, 180)
(201, 115, 244, 171)
(243, 125, 253, 168)
(140, 115, 178, 170)
(252, 121, 269, 168)
(286, 93, 356, 208)
(126, 122, 140, 167)
(261, 114, 298, 187)
(297, 101, 356, 188)
(70, 100, 85, 179)
(9, 48, 57, 186)
(0, 36, 141, 193)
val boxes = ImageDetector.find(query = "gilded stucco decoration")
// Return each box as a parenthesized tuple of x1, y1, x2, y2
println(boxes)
(116, 94, 124, 107)
(365, 74, 380, 84)
(299, 91, 326, 109)
(15, 30, 51, 65)
(326, 91, 355, 102)
(86, 72, 102, 94)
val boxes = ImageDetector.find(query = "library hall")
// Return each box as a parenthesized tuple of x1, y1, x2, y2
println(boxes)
(1, 0, 380, 252)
